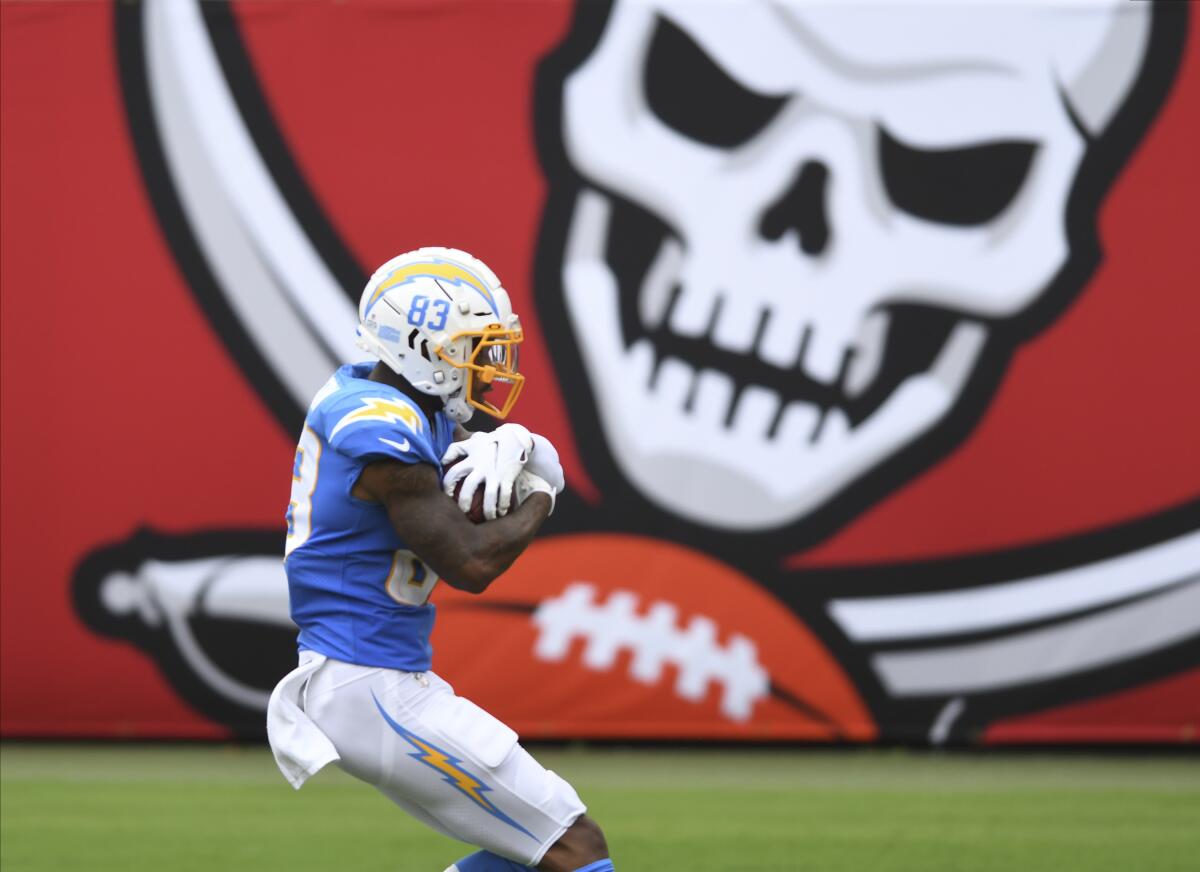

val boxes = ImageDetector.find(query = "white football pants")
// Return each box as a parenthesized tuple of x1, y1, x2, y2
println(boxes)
(300, 656, 585, 866)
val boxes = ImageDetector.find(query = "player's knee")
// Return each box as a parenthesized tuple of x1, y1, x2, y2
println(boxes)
(564, 814, 608, 859)
(539, 814, 609, 871)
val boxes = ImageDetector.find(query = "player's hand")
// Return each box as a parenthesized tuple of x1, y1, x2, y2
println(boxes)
(514, 469, 556, 516)
(441, 424, 533, 520)
(525, 433, 565, 495)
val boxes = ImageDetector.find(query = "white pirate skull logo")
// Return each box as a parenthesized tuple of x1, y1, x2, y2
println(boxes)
(73, 0, 1192, 739)
(541, 0, 1153, 532)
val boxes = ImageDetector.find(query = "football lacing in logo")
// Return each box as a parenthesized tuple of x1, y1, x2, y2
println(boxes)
(532, 582, 769, 721)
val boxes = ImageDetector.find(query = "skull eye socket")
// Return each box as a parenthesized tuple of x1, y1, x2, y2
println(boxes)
(879, 128, 1037, 226)
(644, 15, 788, 149)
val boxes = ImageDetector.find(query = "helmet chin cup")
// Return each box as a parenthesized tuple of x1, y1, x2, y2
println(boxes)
(443, 394, 473, 423)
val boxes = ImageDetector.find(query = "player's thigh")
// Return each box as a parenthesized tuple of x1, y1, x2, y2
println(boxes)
(304, 662, 585, 866)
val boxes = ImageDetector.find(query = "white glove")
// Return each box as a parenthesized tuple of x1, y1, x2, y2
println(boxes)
(514, 470, 556, 515)
(525, 433, 565, 495)
(441, 424, 533, 520)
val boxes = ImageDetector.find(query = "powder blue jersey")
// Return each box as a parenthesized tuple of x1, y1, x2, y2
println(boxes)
(284, 362, 456, 671)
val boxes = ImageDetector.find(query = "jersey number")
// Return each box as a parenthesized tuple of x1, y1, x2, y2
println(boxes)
(385, 550, 440, 606)
(285, 426, 321, 557)
(407, 295, 450, 331)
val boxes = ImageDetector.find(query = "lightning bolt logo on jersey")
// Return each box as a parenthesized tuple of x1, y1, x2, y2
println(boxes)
(285, 362, 456, 670)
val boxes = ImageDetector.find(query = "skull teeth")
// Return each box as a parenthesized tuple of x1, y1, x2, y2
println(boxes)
(815, 406, 850, 446)
(666, 278, 719, 338)
(730, 386, 779, 435)
(777, 401, 821, 444)
(797, 320, 847, 385)
(651, 356, 694, 408)
(639, 237, 684, 330)
(627, 338, 656, 394)
(692, 369, 734, 423)
(640, 345, 835, 444)
(657, 277, 806, 370)
(648, 273, 889, 403)
(639, 237, 878, 395)
(759, 311, 809, 370)
(845, 310, 890, 398)
(711, 296, 764, 354)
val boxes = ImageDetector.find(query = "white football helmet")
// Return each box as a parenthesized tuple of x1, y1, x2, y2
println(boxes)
(356, 247, 525, 422)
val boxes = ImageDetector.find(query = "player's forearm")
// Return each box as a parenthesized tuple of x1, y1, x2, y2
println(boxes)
(446, 493, 551, 593)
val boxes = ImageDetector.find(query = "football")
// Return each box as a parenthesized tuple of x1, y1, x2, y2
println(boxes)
(444, 458, 486, 523)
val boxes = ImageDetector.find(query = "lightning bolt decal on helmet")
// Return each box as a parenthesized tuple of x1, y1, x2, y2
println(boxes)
(356, 247, 525, 422)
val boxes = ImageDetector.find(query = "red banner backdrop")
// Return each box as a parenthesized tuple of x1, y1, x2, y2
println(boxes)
(2, 0, 1198, 743)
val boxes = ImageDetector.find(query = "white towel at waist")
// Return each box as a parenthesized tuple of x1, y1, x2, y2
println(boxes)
(266, 651, 340, 789)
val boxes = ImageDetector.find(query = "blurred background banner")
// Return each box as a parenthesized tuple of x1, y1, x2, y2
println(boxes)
(2, 0, 1197, 744)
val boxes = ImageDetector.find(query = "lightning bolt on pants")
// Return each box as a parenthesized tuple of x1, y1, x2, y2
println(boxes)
(297, 656, 586, 867)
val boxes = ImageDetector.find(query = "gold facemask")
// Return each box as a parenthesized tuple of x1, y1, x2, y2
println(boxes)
(437, 325, 525, 419)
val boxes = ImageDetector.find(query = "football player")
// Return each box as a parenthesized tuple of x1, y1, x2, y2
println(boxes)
(267, 247, 614, 872)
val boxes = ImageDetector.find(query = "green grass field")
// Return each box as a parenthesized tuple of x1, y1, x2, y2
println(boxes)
(2, 744, 1197, 871)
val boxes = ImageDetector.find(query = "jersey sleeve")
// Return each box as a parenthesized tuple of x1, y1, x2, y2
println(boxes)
(319, 391, 440, 466)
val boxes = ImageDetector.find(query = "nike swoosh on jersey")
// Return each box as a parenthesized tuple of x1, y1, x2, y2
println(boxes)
(379, 437, 410, 452)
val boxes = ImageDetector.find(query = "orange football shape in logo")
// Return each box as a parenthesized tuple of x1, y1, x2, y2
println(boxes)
(434, 534, 876, 741)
